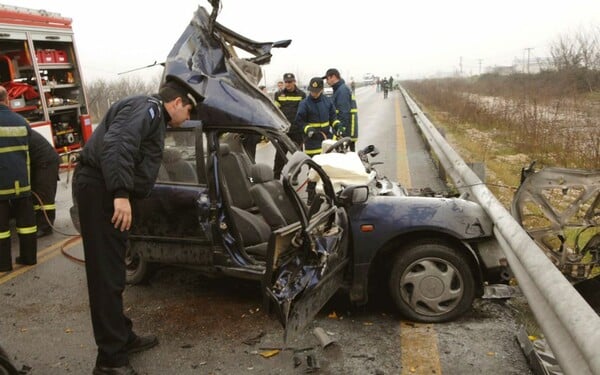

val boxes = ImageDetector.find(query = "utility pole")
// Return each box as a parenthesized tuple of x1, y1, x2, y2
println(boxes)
(478, 59, 483, 75)
(525, 47, 534, 74)
(459, 56, 463, 76)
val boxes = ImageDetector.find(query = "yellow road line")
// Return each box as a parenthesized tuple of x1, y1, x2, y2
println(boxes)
(400, 322, 443, 374)
(395, 96, 412, 187)
(396, 96, 441, 374)
(0, 236, 81, 284)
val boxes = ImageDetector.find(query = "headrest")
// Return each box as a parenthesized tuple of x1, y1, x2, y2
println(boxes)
(219, 143, 230, 156)
(250, 163, 274, 183)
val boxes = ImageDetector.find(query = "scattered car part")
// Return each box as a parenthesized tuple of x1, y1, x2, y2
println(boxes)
(512, 165, 600, 282)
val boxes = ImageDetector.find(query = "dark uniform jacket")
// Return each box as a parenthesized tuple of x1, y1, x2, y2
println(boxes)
(274, 87, 306, 135)
(79, 95, 167, 199)
(331, 79, 359, 141)
(0, 104, 31, 200)
(29, 130, 59, 169)
(295, 94, 336, 156)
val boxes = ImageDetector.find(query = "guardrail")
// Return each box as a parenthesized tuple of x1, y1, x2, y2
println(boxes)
(400, 87, 600, 375)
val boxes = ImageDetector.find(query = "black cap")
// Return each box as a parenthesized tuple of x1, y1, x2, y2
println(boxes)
(283, 73, 295, 82)
(322, 68, 340, 79)
(308, 77, 324, 92)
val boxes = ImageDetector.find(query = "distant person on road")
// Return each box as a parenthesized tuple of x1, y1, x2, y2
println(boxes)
(276, 80, 284, 96)
(273, 72, 306, 180)
(28, 130, 60, 238)
(388, 76, 394, 91)
(382, 78, 389, 99)
(73, 80, 197, 375)
(323, 68, 359, 151)
(0, 86, 37, 272)
(295, 77, 337, 203)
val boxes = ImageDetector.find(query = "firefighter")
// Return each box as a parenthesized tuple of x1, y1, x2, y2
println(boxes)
(29, 130, 60, 238)
(323, 68, 359, 151)
(273, 73, 306, 180)
(0, 86, 37, 272)
(295, 77, 337, 203)
(73, 80, 196, 375)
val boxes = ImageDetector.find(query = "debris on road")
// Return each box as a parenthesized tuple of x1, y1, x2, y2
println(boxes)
(312, 327, 336, 348)
(259, 349, 280, 358)
(243, 331, 266, 346)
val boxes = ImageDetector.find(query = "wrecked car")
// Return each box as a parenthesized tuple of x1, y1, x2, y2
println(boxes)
(512, 163, 600, 282)
(70, 3, 507, 336)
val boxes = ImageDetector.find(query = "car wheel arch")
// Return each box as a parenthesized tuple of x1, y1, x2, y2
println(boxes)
(365, 231, 485, 302)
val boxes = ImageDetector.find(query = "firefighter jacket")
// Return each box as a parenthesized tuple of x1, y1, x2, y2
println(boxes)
(274, 87, 306, 135)
(78, 95, 166, 199)
(331, 79, 359, 141)
(295, 94, 336, 156)
(29, 130, 59, 169)
(0, 104, 31, 200)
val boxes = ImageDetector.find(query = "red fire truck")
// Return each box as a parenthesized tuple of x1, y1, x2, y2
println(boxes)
(0, 4, 92, 164)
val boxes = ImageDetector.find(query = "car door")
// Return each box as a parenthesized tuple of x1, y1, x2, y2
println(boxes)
(129, 124, 213, 264)
(263, 152, 350, 339)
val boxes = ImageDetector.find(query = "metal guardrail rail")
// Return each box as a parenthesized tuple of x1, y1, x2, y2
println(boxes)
(400, 87, 600, 375)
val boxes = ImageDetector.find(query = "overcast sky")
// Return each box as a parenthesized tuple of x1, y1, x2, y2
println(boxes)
(4, 0, 600, 87)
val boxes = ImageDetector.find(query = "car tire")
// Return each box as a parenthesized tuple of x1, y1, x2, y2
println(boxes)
(125, 247, 155, 285)
(389, 241, 475, 323)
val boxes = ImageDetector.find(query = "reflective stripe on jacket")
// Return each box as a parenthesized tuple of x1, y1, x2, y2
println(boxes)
(274, 87, 306, 134)
(0, 104, 31, 199)
(332, 79, 358, 141)
(295, 94, 336, 155)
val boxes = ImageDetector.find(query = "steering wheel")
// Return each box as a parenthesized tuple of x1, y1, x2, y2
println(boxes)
(325, 136, 352, 153)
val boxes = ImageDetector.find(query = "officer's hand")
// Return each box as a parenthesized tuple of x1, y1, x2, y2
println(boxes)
(307, 129, 315, 139)
(112, 198, 132, 232)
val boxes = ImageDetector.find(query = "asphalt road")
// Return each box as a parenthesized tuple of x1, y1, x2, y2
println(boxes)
(0, 87, 533, 375)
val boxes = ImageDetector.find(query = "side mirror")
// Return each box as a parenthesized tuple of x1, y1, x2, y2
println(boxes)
(338, 185, 369, 206)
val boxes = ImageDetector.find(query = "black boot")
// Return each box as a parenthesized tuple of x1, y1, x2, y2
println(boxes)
(16, 231, 37, 265)
(0, 238, 12, 272)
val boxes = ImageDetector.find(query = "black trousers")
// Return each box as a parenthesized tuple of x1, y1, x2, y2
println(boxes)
(274, 132, 303, 179)
(0, 197, 37, 271)
(73, 171, 136, 367)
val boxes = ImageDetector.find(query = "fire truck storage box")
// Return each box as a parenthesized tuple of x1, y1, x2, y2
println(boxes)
(53, 50, 68, 63)
(36, 49, 55, 64)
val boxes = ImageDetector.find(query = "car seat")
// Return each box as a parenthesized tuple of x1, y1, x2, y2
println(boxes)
(249, 163, 300, 229)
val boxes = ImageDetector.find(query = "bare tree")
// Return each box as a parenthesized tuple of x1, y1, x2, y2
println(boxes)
(84, 74, 161, 122)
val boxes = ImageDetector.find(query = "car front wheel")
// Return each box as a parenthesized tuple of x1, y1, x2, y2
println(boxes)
(125, 246, 154, 285)
(389, 241, 475, 322)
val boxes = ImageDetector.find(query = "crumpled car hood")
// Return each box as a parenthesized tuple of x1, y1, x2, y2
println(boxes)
(163, 5, 290, 130)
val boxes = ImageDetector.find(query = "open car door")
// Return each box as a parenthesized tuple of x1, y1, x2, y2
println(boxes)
(263, 152, 350, 339)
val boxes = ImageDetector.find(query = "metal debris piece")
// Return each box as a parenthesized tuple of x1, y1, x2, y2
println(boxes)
(243, 331, 266, 346)
(482, 284, 516, 299)
(306, 352, 320, 373)
(312, 327, 336, 348)
(293, 354, 302, 368)
(516, 326, 563, 375)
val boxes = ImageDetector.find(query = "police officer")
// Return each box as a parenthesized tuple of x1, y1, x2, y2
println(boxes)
(29, 130, 60, 237)
(73, 80, 196, 375)
(0, 86, 37, 272)
(273, 73, 306, 179)
(295, 77, 337, 203)
(323, 68, 359, 151)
